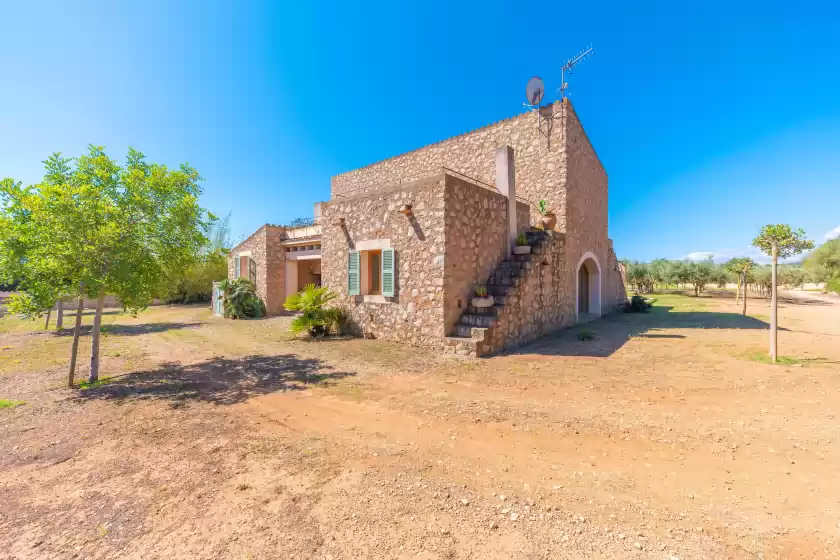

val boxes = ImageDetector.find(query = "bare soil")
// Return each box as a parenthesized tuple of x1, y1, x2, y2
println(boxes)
(1, 292, 839, 559)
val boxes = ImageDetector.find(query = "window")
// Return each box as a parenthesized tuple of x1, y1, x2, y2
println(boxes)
(348, 248, 395, 297)
(234, 253, 256, 285)
(368, 250, 381, 294)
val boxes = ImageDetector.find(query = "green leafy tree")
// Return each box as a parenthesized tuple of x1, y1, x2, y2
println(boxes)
(0, 147, 209, 385)
(725, 257, 756, 315)
(805, 239, 840, 292)
(752, 225, 814, 362)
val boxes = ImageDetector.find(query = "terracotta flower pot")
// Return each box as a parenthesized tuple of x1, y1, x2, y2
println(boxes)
(540, 212, 557, 231)
(471, 296, 495, 308)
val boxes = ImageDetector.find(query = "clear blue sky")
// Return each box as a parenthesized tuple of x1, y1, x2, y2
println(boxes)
(2, 0, 838, 262)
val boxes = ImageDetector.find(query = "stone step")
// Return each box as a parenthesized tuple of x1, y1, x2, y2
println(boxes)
(442, 336, 480, 357)
(467, 304, 502, 316)
(489, 284, 515, 297)
(459, 313, 495, 328)
(452, 324, 474, 337)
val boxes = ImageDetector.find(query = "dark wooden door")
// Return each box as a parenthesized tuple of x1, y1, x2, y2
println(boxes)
(578, 264, 589, 314)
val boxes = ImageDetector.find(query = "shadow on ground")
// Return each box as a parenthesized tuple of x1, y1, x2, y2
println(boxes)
(74, 354, 355, 405)
(514, 306, 772, 358)
(53, 322, 202, 337)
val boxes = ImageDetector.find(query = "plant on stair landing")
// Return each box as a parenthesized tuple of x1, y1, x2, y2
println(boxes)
(537, 199, 557, 231)
(513, 233, 531, 255)
(472, 283, 494, 308)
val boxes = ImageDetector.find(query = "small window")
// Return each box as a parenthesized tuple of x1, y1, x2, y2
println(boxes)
(348, 247, 395, 298)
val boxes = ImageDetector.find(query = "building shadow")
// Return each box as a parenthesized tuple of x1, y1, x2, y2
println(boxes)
(73, 354, 355, 406)
(52, 322, 203, 337)
(509, 305, 774, 358)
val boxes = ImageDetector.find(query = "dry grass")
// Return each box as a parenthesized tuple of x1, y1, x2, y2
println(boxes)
(1, 294, 839, 559)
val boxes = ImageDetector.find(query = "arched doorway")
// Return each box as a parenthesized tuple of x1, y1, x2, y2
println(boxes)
(576, 252, 601, 323)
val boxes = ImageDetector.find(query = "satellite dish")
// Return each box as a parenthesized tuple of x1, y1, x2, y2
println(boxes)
(526, 76, 545, 106)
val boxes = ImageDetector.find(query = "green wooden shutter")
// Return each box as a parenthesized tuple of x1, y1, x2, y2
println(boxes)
(382, 248, 395, 297)
(234, 253, 240, 278)
(249, 258, 257, 284)
(348, 250, 360, 296)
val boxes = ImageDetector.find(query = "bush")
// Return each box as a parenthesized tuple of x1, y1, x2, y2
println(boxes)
(623, 294, 652, 313)
(576, 328, 595, 341)
(219, 278, 265, 319)
(284, 284, 345, 338)
(161, 250, 227, 304)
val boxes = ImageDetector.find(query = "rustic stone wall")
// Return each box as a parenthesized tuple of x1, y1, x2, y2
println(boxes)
(332, 102, 571, 232)
(321, 175, 447, 345)
(603, 244, 628, 312)
(442, 176, 510, 334)
(227, 225, 287, 315)
(483, 234, 576, 354)
(559, 102, 625, 316)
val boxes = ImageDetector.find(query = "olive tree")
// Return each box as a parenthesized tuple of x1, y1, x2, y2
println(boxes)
(752, 225, 814, 362)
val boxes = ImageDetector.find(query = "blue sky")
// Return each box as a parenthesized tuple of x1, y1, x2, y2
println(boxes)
(1, 0, 838, 262)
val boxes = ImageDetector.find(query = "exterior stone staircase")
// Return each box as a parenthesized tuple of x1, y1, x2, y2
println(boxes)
(443, 230, 549, 356)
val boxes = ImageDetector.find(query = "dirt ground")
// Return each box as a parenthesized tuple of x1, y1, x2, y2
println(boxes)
(1, 291, 839, 559)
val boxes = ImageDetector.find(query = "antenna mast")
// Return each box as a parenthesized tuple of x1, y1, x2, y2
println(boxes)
(559, 46, 593, 99)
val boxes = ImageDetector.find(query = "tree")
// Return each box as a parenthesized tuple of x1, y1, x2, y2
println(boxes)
(805, 239, 840, 292)
(752, 225, 814, 362)
(725, 257, 755, 315)
(0, 147, 209, 385)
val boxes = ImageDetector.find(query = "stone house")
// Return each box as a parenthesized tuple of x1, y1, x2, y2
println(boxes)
(226, 99, 626, 356)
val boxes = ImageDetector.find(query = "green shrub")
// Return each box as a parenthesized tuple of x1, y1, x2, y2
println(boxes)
(284, 284, 344, 337)
(219, 278, 265, 319)
(577, 329, 595, 341)
(623, 294, 652, 313)
(515, 233, 529, 246)
(161, 250, 227, 304)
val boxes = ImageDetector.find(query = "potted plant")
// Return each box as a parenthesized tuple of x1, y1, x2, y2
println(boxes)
(538, 200, 557, 231)
(471, 283, 494, 308)
(513, 233, 531, 255)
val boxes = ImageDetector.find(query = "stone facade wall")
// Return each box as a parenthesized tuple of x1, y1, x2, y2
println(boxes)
(603, 245, 628, 312)
(227, 225, 287, 315)
(559, 103, 626, 316)
(321, 176, 447, 345)
(442, 176, 510, 334)
(332, 102, 571, 232)
(482, 234, 576, 354)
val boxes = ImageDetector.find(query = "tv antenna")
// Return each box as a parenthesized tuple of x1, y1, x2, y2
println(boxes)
(559, 46, 593, 99)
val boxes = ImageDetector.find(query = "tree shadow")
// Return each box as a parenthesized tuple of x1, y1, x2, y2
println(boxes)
(52, 322, 202, 337)
(73, 354, 355, 406)
(511, 306, 775, 358)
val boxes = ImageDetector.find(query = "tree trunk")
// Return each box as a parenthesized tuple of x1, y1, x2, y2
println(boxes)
(741, 271, 748, 316)
(44, 308, 52, 330)
(56, 300, 64, 330)
(770, 246, 778, 363)
(735, 274, 742, 305)
(88, 293, 105, 383)
(68, 296, 84, 388)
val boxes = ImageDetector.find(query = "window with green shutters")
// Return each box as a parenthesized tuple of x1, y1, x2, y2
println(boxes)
(381, 248, 395, 297)
(348, 250, 360, 295)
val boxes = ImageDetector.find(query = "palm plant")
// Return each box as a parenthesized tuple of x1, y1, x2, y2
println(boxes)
(284, 284, 344, 337)
(219, 278, 265, 319)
